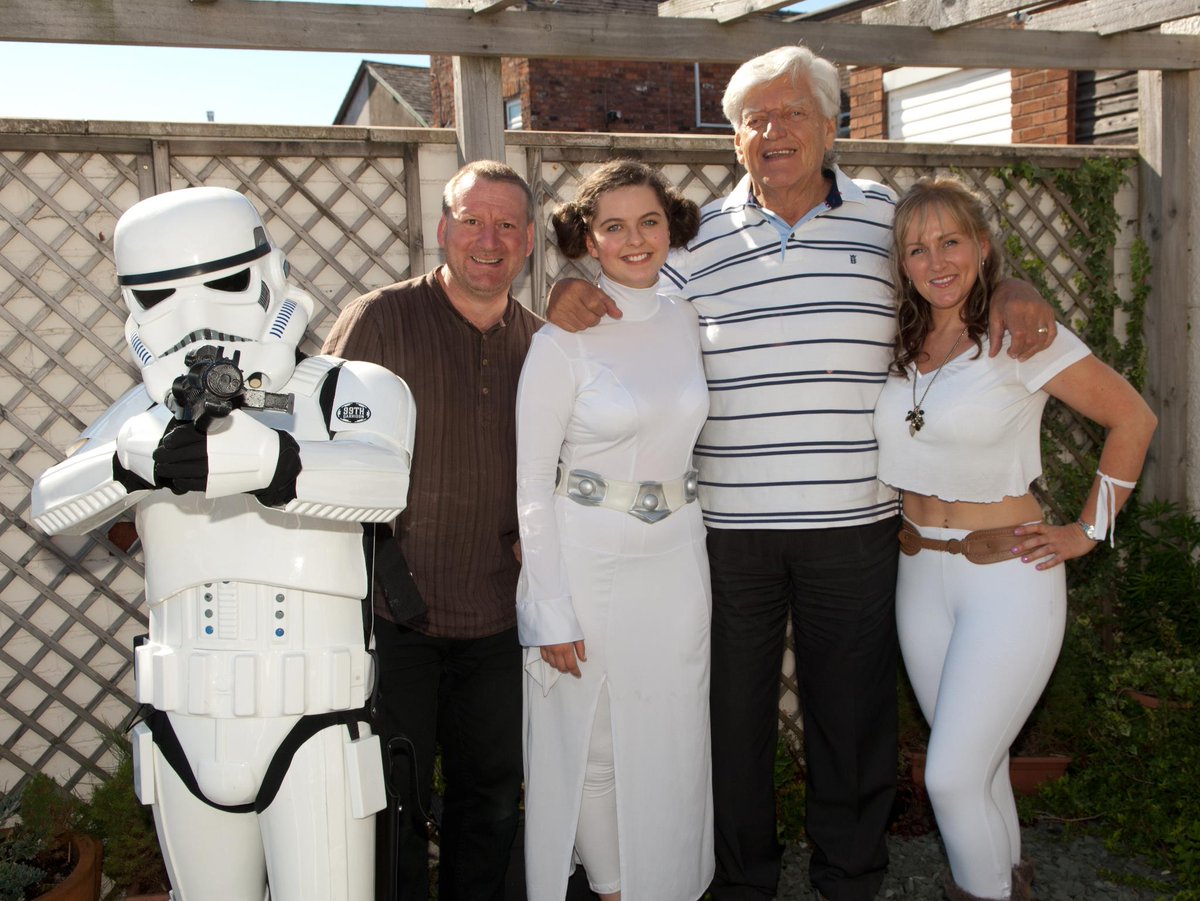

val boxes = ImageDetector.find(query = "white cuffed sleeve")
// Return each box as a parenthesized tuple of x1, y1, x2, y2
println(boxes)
(515, 329, 583, 648)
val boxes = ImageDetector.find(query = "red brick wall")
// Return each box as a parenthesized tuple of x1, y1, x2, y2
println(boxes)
(431, 55, 735, 134)
(431, 56, 454, 128)
(504, 59, 531, 129)
(848, 67, 886, 140)
(431, 57, 529, 128)
(1011, 69, 1075, 145)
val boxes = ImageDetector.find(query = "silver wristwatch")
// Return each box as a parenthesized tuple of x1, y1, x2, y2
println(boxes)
(1076, 518, 1098, 541)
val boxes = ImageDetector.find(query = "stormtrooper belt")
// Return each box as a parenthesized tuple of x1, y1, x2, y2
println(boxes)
(555, 466, 698, 524)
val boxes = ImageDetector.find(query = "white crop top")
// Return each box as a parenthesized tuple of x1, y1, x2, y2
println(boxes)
(874, 329, 1090, 502)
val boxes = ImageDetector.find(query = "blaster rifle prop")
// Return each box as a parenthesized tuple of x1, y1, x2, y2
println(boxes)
(168, 345, 294, 430)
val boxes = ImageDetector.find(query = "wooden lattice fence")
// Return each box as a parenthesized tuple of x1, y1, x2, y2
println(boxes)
(0, 120, 1139, 791)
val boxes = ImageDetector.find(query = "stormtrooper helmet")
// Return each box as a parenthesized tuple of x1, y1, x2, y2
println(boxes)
(114, 186, 315, 404)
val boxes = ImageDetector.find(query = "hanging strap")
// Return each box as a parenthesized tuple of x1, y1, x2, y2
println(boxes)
(134, 705, 367, 814)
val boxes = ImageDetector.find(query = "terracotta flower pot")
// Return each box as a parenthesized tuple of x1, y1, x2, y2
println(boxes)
(910, 752, 1071, 797)
(37, 833, 103, 901)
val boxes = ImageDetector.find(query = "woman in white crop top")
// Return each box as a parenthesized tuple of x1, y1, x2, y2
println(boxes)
(873, 177, 1156, 901)
(515, 161, 713, 901)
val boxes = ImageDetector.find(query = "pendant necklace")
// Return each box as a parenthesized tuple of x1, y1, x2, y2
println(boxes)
(906, 327, 967, 436)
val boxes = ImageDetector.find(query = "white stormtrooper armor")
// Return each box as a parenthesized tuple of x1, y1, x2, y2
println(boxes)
(32, 187, 416, 901)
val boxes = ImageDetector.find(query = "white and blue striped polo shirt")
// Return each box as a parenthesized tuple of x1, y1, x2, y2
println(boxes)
(662, 167, 900, 530)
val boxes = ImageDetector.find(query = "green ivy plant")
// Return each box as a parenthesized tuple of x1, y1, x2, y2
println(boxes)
(1000, 157, 1148, 520)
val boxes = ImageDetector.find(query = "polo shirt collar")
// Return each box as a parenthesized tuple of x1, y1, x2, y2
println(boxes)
(722, 164, 864, 217)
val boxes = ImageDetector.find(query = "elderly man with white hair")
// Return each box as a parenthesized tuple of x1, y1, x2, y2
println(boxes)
(548, 44, 1055, 901)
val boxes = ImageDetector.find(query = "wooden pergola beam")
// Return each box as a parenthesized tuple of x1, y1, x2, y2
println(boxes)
(4, 0, 1200, 70)
(426, 0, 522, 17)
(861, 0, 1036, 30)
(658, 0, 797, 26)
(403, 0, 512, 160)
(1141, 68, 1200, 507)
(452, 56, 506, 162)
(1024, 0, 1200, 36)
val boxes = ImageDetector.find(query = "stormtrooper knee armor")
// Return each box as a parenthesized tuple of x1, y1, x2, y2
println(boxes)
(33, 187, 416, 901)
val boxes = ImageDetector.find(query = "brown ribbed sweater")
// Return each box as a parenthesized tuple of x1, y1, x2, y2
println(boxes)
(322, 269, 543, 638)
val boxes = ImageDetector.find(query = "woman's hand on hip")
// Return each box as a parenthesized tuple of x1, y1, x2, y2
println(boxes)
(1012, 521, 1097, 570)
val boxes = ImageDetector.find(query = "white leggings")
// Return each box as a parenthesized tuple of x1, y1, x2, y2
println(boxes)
(575, 683, 621, 895)
(897, 523, 1066, 900)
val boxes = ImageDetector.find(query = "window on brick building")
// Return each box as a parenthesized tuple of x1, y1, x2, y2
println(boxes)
(506, 98, 523, 130)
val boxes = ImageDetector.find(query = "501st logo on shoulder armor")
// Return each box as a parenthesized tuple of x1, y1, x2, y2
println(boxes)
(336, 402, 372, 423)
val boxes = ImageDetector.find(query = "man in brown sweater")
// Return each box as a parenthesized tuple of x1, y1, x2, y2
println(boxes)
(322, 160, 542, 901)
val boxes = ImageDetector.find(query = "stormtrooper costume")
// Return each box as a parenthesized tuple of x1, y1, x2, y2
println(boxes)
(32, 187, 416, 901)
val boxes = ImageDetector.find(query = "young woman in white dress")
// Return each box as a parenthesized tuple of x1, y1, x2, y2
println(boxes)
(873, 177, 1157, 901)
(515, 160, 713, 901)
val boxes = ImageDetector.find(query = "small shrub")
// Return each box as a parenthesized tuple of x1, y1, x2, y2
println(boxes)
(1033, 501, 1200, 892)
(83, 752, 169, 900)
(1038, 658, 1200, 889)
(774, 738, 806, 844)
(0, 774, 86, 901)
(0, 788, 46, 901)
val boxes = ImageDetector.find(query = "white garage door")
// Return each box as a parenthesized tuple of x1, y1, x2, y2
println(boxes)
(885, 67, 1012, 144)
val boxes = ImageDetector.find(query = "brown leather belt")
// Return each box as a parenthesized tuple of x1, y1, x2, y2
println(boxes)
(898, 519, 1021, 565)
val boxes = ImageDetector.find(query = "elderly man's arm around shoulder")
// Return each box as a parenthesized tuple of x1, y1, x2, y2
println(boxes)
(988, 278, 1058, 360)
(546, 278, 623, 332)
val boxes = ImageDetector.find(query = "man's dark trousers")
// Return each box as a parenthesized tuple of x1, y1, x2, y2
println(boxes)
(373, 622, 523, 901)
(706, 517, 900, 901)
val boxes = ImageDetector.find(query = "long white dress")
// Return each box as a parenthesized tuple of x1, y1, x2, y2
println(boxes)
(515, 274, 714, 900)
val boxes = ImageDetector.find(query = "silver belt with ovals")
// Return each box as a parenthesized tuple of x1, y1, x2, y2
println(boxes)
(553, 466, 699, 524)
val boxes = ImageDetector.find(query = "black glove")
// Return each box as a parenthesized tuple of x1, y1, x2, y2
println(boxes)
(144, 417, 301, 504)
(112, 454, 156, 494)
(253, 431, 301, 508)
(153, 420, 209, 495)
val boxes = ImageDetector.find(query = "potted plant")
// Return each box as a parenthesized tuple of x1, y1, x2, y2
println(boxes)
(1, 730, 172, 901)
(1, 774, 102, 901)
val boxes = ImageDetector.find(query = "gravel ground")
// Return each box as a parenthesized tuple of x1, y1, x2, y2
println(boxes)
(777, 821, 1178, 900)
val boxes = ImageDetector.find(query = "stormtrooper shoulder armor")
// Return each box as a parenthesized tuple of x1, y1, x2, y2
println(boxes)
(323, 357, 416, 462)
(31, 385, 159, 535)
